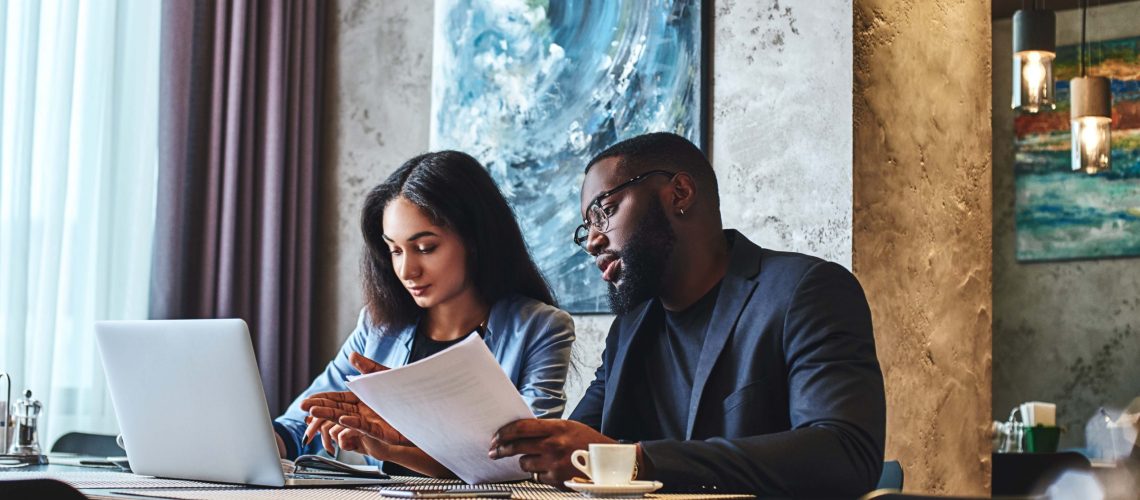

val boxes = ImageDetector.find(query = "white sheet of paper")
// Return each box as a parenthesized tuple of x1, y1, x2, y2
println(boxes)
(345, 334, 534, 484)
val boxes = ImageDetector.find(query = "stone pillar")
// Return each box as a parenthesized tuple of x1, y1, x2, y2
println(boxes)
(853, 1, 993, 495)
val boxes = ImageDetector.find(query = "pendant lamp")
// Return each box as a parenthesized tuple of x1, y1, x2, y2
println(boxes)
(1012, 2, 1056, 113)
(1070, 0, 1111, 174)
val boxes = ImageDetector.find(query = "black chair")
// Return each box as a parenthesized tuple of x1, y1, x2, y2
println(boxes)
(51, 431, 121, 457)
(877, 460, 904, 490)
(0, 479, 87, 499)
(992, 451, 1091, 496)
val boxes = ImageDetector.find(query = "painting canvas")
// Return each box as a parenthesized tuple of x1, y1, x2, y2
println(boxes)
(1015, 36, 1140, 261)
(430, 0, 706, 312)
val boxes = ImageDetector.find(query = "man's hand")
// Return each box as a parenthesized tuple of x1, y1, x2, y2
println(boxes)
(489, 419, 617, 486)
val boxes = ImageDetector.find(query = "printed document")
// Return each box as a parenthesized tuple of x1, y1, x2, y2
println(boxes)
(346, 334, 533, 484)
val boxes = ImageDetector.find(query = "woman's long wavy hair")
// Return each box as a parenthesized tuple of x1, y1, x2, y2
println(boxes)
(360, 151, 556, 332)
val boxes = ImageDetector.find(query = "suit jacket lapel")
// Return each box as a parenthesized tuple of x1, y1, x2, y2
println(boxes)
(602, 299, 659, 433)
(684, 230, 763, 439)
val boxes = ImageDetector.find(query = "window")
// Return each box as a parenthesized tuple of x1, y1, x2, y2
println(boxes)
(1, 0, 160, 445)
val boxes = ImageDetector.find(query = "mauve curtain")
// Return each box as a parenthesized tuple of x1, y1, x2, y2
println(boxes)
(152, 0, 326, 414)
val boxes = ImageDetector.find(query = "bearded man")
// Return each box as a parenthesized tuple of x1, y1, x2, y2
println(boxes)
(490, 133, 887, 498)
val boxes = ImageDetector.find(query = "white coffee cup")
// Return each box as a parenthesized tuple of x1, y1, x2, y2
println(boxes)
(570, 443, 636, 485)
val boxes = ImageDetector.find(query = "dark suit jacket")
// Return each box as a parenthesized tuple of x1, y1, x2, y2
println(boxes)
(570, 230, 886, 497)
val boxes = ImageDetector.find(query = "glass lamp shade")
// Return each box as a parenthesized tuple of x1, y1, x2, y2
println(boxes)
(1013, 51, 1056, 113)
(1072, 116, 1111, 174)
(1070, 76, 1112, 174)
(1012, 8, 1056, 113)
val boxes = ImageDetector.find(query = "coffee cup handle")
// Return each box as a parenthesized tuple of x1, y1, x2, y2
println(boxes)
(570, 449, 591, 479)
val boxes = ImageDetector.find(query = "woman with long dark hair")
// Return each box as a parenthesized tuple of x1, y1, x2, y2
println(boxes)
(272, 151, 574, 477)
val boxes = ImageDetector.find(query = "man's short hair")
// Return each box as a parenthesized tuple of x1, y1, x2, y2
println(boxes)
(585, 132, 719, 207)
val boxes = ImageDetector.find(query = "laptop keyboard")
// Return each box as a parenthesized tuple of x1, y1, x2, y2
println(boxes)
(288, 473, 350, 481)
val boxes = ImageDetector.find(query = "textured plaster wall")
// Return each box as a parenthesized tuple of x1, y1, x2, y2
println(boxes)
(714, 0, 853, 269)
(992, 2, 1140, 450)
(853, 0, 992, 495)
(319, 0, 854, 415)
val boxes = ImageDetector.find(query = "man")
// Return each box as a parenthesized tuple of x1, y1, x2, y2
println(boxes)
(489, 133, 886, 497)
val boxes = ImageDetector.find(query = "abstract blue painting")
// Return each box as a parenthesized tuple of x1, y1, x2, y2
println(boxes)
(1014, 36, 1140, 262)
(431, 0, 706, 312)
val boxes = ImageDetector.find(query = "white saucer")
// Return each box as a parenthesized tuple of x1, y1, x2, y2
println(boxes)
(563, 479, 664, 497)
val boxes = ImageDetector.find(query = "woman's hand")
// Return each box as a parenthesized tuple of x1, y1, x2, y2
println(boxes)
(301, 414, 353, 455)
(299, 352, 454, 478)
(300, 355, 412, 455)
(332, 426, 398, 458)
(332, 425, 455, 478)
(299, 352, 403, 454)
(301, 390, 410, 446)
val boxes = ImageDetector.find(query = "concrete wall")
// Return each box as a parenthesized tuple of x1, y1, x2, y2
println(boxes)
(853, 0, 992, 495)
(713, 0, 853, 269)
(992, 1, 1140, 451)
(318, 0, 854, 414)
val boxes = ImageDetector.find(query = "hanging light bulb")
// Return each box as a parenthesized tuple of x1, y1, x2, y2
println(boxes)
(1071, 76, 1112, 174)
(1012, 4, 1056, 113)
(1070, 0, 1112, 174)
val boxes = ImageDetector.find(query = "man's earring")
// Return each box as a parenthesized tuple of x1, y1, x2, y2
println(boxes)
(678, 208, 685, 216)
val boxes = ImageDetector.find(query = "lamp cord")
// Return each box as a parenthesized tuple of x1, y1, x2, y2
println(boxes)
(1080, 0, 1087, 77)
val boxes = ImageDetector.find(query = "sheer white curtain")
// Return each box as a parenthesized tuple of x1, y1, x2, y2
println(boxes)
(1, 0, 160, 446)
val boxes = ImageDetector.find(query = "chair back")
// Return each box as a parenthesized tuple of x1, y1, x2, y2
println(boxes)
(51, 431, 122, 457)
(876, 460, 904, 490)
(0, 479, 86, 499)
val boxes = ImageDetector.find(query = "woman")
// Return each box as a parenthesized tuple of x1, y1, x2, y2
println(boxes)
(273, 151, 574, 477)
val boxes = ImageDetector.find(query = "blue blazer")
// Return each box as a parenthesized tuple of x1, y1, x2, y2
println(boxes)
(570, 230, 885, 497)
(275, 294, 575, 462)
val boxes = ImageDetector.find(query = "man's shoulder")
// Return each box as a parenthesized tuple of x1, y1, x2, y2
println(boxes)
(753, 248, 857, 297)
(725, 232, 860, 309)
(729, 230, 836, 284)
(756, 247, 828, 272)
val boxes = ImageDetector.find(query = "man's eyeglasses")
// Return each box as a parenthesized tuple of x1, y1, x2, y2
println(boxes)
(572, 170, 676, 252)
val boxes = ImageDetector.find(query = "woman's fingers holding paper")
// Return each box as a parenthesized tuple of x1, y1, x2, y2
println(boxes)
(350, 352, 390, 374)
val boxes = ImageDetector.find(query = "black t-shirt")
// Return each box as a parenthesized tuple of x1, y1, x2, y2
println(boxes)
(632, 282, 722, 441)
(381, 326, 480, 476)
(408, 328, 472, 363)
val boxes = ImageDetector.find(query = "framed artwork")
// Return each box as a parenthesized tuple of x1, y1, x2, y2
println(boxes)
(1015, 36, 1140, 262)
(430, 0, 709, 312)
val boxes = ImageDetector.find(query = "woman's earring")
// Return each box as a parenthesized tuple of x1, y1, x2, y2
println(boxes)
(679, 208, 685, 216)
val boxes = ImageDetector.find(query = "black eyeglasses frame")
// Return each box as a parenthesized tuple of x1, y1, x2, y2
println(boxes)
(572, 169, 677, 250)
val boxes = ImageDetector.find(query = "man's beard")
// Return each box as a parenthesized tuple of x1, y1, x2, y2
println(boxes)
(606, 199, 676, 314)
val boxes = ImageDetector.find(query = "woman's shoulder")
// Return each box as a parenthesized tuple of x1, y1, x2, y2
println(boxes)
(489, 294, 574, 335)
(486, 295, 574, 356)
(350, 306, 414, 343)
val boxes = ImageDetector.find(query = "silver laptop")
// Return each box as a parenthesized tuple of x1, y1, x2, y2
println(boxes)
(95, 318, 397, 487)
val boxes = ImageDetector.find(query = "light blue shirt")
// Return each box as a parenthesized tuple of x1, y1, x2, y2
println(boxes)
(274, 294, 575, 462)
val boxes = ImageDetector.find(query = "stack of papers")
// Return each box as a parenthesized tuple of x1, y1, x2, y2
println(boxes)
(346, 335, 534, 484)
